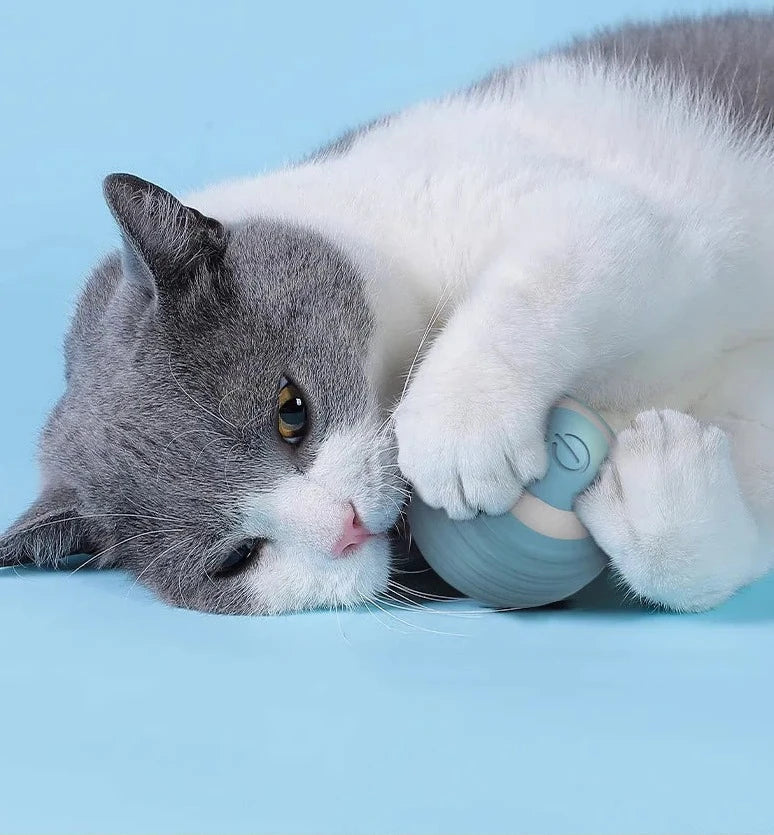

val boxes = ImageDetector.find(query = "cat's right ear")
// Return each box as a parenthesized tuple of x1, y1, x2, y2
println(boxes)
(102, 173, 227, 296)
(0, 487, 98, 569)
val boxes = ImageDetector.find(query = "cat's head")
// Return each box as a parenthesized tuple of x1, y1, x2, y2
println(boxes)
(0, 174, 406, 614)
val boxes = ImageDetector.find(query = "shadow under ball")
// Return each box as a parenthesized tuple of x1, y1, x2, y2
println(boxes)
(407, 397, 615, 609)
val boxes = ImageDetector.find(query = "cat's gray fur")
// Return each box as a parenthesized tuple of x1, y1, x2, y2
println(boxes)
(2, 11, 773, 613)
(1, 176, 373, 612)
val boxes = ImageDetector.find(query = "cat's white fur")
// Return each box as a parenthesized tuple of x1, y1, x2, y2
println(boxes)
(187, 57, 774, 611)
(240, 422, 400, 614)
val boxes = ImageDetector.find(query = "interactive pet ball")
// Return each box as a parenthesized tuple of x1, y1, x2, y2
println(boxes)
(407, 397, 615, 608)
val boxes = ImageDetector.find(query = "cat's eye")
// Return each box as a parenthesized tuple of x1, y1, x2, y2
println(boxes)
(277, 376, 308, 445)
(215, 539, 263, 578)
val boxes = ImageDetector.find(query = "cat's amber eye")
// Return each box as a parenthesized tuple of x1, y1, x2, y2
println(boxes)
(277, 377, 308, 445)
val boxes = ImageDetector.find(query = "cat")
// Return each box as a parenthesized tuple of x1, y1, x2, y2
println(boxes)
(2, 11, 773, 615)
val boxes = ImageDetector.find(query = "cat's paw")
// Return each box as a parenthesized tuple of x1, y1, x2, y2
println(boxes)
(576, 409, 760, 611)
(394, 343, 549, 520)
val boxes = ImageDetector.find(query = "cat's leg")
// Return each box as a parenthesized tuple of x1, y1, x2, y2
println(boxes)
(575, 409, 773, 611)
(395, 180, 733, 519)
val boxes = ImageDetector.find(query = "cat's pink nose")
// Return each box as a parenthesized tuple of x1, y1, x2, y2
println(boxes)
(332, 504, 373, 557)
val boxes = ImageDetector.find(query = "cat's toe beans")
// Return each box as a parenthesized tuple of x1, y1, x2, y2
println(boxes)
(455, 468, 523, 518)
(415, 473, 470, 519)
(578, 409, 759, 611)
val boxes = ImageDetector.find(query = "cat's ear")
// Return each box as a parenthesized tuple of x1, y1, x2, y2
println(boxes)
(103, 173, 227, 294)
(0, 487, 98, 569)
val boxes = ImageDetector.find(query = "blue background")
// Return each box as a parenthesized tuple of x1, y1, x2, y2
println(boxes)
(1, 1, 773, 832)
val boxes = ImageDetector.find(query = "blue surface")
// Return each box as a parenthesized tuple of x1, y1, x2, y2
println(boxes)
(2, 1, 773, 832)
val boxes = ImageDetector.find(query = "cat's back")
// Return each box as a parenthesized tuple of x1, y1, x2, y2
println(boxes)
(563, 12, 774, 131)
(311, 12, 774, 185)
(465, 13, 774, 134)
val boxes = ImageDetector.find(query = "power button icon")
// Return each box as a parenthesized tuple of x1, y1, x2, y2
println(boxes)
(551, 433, 591, 472)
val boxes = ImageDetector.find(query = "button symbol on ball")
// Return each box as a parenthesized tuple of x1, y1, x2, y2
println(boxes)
(551, 433, 590, 472)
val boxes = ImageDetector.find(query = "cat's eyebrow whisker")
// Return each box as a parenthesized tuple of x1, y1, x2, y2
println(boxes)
(215, 384, 252, 424)
(223, 442, 242, 489)
(156, 427, 225, 482)
(70, 527, 185, 574)
(167, 352, 237, 431)
(191, 435, 227, 475)
(239, 401, 276, 435)
(125, 535, 193, 593)
(65, 552, 102, 574)
(5, 512, 187, 542)
(178, 570, 191, 610)
(121, 493, 194, 526)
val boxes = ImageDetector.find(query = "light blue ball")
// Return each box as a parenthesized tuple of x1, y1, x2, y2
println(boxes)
(407, 397, 615, 609)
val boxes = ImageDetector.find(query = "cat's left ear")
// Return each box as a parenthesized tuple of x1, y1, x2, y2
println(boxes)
(103, 173, 228, 295)
(0, 487, 98, 569)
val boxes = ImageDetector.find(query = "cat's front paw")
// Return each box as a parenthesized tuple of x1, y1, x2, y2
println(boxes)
(394, 349, 548, 520)
(576, 409, 760, 611)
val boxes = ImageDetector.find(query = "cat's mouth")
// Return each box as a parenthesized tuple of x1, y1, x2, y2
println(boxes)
(334, 533, 375, 557)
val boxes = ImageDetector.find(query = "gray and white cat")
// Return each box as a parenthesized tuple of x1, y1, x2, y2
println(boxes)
(2, 12, 773, 614)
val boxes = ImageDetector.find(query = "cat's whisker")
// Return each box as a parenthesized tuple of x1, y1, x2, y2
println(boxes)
(121, 494, 194, 525)
(70, 527, 185, 574)
(387, 579, 462, 602)
(375, 474, 409, 492)
(126, 535, 193, 594)
(223, 443, 242, 489)
(391, 565, 433, 575)
(383, 585, 528, 616)
(167, 352, 237, 431)
(388, 578, 534, 612)
(362, 600, 411, 634)
(65, 552, 102, 574)
(177, 575, 188, 609)
(379, 589, 482, 619)
(391, 280, 456, 419)
(239, 401, 276, 435)
(215, 384, 251, 424)
(333, 600, 351, 644)
(191, 435, 227, 475)
(5, 512, 187, 542)
(364, 594, 468, 637)
(156, 428, 225, 483)
(380, 486, 409, 504)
